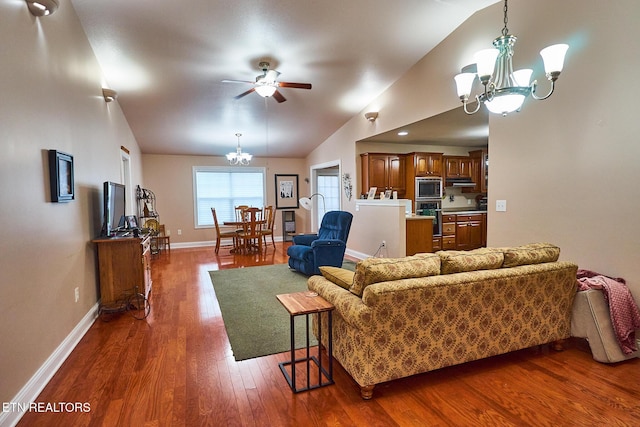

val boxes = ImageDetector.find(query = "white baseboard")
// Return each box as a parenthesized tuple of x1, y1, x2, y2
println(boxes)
(171, 235, 286, 250)
(345, 248, 367, 261)
(173, 241, 367, 260)
(0, 303, 99, 427)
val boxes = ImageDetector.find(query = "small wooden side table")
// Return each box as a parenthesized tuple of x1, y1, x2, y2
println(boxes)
(276, 291, 335, 393)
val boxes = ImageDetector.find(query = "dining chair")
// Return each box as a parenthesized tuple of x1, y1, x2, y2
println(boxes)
(235, 205, 249, 222)
(212, 208, 237, 253)
(237, 207, 264, 254)
(155, 224, 171, 253)
(261, 205, 276, 248)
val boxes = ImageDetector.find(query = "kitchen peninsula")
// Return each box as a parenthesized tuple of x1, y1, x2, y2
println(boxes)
(350, 199, 434, 258)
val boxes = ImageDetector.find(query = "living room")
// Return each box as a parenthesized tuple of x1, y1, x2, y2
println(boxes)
(2, 0, 639, 425)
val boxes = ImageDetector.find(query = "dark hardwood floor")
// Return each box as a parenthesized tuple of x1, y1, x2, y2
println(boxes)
(18, 243, 640, 426)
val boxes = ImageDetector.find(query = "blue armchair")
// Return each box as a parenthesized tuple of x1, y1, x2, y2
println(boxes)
(287, 211, 353, 276)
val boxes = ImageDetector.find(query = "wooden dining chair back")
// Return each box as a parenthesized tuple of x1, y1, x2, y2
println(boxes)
(212, 208, 237, 254)
(235, 205, 249, 222)
(237, 207, 264, 253)
(156, 224, 171, 253)
(261, 205, 276, 248)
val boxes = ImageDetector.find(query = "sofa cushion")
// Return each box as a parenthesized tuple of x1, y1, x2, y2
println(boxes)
(349, 253, 441, 297)
(438, 248, 504, 274)
(502, 243, 560, 268)
(319, 266, 354, 290)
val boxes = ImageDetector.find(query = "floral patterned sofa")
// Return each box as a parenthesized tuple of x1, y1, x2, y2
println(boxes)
(308, 243, 578, 399)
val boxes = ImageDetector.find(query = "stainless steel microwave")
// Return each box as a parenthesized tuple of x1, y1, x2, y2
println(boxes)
(415, 177, 443, 199)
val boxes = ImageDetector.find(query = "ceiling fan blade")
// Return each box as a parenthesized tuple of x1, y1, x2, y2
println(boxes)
(272, 90, 286, 103)
(277, 82, 312, 90)
(222, 79, 255, 85)
(234, 88, 256, 99)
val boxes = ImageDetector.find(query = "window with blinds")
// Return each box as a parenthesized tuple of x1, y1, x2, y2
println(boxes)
(193, 166, 266, 227)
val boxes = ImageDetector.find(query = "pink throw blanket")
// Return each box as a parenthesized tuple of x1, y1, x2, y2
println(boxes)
(577, 269, 640, 354)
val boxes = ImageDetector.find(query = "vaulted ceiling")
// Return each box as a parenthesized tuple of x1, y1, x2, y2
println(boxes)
(71, 0, 497, 158)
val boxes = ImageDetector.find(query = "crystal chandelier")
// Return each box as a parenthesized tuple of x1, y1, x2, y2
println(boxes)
(226, 133, 252, 166)
(454, 0, 569, 116)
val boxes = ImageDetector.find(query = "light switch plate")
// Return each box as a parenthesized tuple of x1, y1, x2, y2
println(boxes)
(496, 200, 507, 212)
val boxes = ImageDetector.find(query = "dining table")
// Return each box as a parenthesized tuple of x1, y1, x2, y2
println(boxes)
(223, 208, 267, 253)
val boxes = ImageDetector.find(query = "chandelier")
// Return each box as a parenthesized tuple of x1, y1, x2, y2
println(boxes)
(454, 0, 569, 116)
(226, 133, 252, 166)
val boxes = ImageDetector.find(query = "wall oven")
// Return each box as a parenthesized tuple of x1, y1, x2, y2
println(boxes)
(415, 177, 443, 199)
(415, 199, 442, 236)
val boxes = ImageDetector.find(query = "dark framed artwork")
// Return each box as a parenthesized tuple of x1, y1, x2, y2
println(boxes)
(48, 150, 74, 202)
(275, 174, 299, 209)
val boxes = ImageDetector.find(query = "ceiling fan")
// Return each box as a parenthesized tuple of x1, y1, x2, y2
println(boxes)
(222, 61, 312, 103)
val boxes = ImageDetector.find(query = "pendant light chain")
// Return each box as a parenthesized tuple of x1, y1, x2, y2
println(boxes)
(502, 0, 509, 37)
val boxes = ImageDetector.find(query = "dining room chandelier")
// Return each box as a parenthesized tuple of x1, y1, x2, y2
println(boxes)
(226, 133, 252, 166)
(454, 0, 569, 116)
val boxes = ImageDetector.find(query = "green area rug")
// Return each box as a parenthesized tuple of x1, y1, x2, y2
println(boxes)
(209, 261, 355, 361)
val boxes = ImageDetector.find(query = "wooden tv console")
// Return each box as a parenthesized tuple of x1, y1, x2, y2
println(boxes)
(93, 234, 152, 306)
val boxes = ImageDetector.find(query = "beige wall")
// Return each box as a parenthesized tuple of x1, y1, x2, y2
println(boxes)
(0, 2, 142, 404)
(306, 0, 640, 303)
(142, 154, 309, 244)
(3, 0, 640, 413)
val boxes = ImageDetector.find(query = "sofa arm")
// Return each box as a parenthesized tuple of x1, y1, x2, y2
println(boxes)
(292, 234, 318, 246)
(308, 275, 372, 331)
(571, 289, 640, 363)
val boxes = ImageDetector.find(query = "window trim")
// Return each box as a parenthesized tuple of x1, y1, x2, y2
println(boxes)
(192, 165, 266, 229)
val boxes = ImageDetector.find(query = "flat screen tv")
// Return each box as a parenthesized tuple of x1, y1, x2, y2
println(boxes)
(102, 181, 126, 236)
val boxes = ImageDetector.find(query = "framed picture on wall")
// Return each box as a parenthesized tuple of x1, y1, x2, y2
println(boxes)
(48, 150, 74, 202)
(275, 174, 299, 209)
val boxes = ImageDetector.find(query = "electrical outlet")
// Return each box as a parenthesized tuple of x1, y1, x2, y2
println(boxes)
(381, 240, 386, 248)
(74, 287, 79, 303)
(166, 229, 171, 236)
(496, 200, 507, 212)
(177, 229, 182, 235)
(467, 199, 472, 205)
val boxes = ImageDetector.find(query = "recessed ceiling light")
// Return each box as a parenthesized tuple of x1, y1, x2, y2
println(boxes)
(397, 131, 409, 136)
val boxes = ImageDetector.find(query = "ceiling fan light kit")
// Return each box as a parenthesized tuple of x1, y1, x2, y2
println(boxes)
(255, 85, 277, 98)
(223, 61, 311, 103)
(454, 0, 568, 116)
(226, 133, 252, 166)
(26, 0, 58, 16)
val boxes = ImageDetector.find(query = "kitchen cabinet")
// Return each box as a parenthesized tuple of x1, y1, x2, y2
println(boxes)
(444, 156, 473, 179)
(441, 214, 457, 250)
(414, 152, 443, 177)
(361, 153, 406, 197)
(464, 149, 488, 194)
(440, 212, 486, 251)
(455, 213, 484, 250)
(406, 217, 433, 255)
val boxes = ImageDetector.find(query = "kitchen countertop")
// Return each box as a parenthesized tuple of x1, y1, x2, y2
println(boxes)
(441, 209, 487, 215)
(406, 215, 435, 220)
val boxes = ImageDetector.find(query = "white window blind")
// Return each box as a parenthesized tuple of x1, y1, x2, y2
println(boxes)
(317, 174, 340, 226)
(193, 166, 265, 227)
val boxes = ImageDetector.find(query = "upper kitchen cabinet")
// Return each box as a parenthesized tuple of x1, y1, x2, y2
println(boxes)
(412, 152, 443, 177)
(465, 149, 488, 194)
(361, 153, 406, 197)
(444, 156, 473, 179)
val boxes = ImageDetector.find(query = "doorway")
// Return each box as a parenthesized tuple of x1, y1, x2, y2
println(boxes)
(120, 147, 134, 215)
(309, 160, 341, 232)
